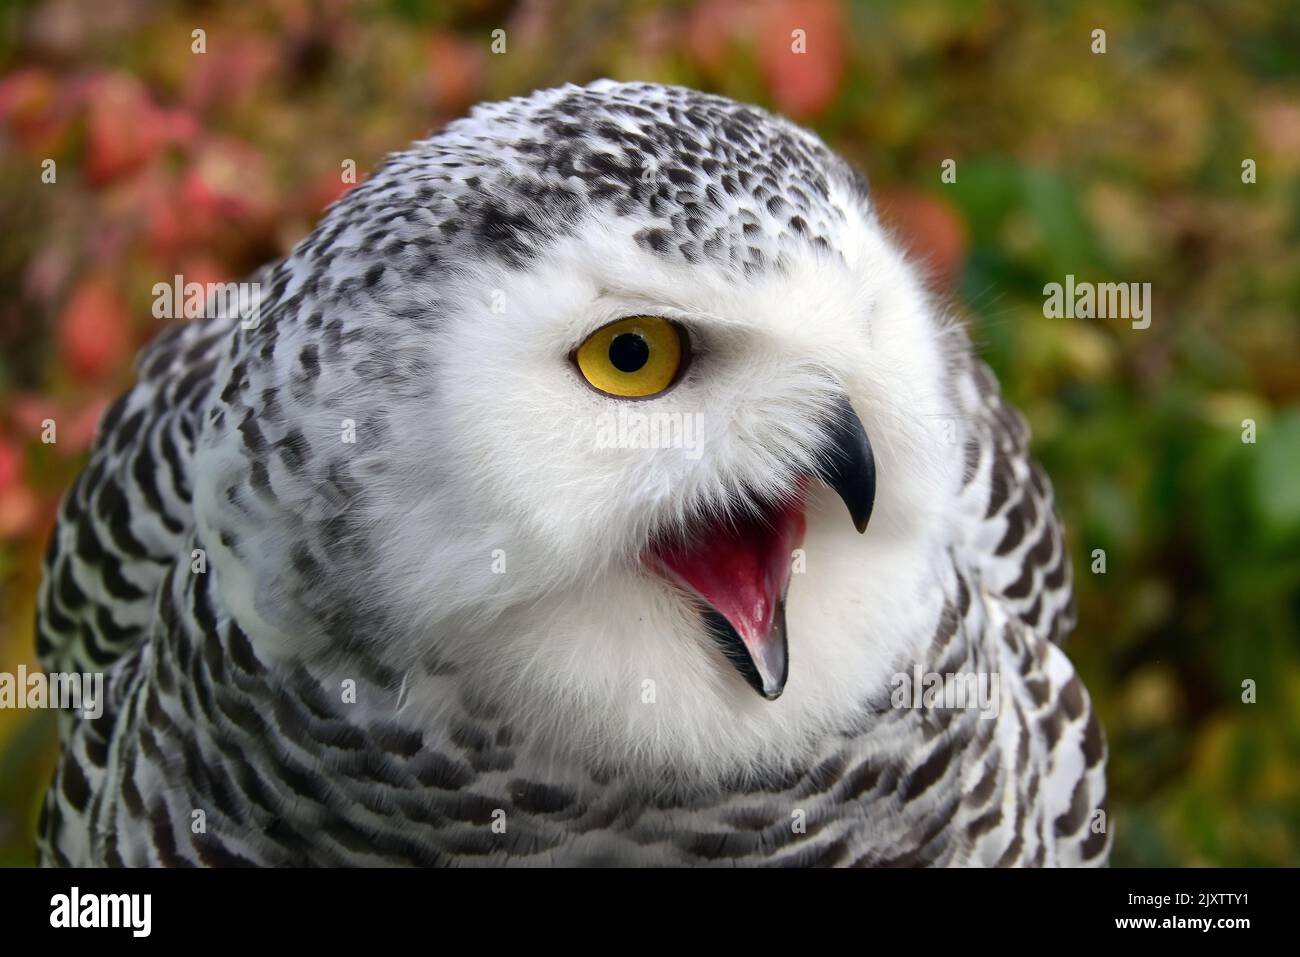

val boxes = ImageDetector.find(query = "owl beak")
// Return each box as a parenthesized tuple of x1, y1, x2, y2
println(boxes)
(642, 397, 875, 702)
(816, 396, 876, 534)
(703, 602, 789, 700)
(645, 486, 806, 701)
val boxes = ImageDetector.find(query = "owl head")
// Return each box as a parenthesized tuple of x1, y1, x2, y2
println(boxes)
(193, 81, 964, 779)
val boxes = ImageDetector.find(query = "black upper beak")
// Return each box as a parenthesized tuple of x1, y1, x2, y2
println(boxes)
(817, 397, 876, 534)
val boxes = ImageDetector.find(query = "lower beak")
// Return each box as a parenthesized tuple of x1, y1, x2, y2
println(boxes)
(645, 396, 876, 701)
(704, 604, 790, 700)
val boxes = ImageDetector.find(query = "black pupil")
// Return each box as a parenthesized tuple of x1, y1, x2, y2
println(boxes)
(609, 332, 650, 373)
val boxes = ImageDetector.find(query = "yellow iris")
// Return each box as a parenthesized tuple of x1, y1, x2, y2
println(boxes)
(574, 316, 684, 398)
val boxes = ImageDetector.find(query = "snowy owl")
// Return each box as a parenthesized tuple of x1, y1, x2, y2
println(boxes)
(36, 80, 1108, 866)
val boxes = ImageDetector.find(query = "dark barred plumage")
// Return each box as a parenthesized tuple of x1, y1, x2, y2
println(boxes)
(36, 81, 1108, 867)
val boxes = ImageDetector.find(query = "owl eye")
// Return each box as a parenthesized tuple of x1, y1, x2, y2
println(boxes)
(573, 316, 685, 398)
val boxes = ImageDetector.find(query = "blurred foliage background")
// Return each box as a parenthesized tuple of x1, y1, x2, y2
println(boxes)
(1, 0, 1298, 867)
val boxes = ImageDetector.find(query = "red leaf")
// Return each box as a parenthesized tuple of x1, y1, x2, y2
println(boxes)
(874, 189, 969, 292)
(0, 437, 20, 493)
(83, 74, 194, 186)
(0, 484, 41, 539)
(0, 67, 75, 155)
(759, 0, 845, 119)
(427, 34, 483, 115)
(64, 397, 111, 453)
(58, 276, 130, 380)
(688, 0, 751, 72)
(8, 393, 110, 454)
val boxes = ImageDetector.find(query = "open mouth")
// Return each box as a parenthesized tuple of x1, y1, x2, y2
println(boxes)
(643, 397, 876, 701)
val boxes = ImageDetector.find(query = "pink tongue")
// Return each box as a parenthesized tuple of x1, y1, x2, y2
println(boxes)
(646, 484, 807, 652)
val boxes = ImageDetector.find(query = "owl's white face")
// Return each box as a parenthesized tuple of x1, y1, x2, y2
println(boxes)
(350, 192, 964, 781)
